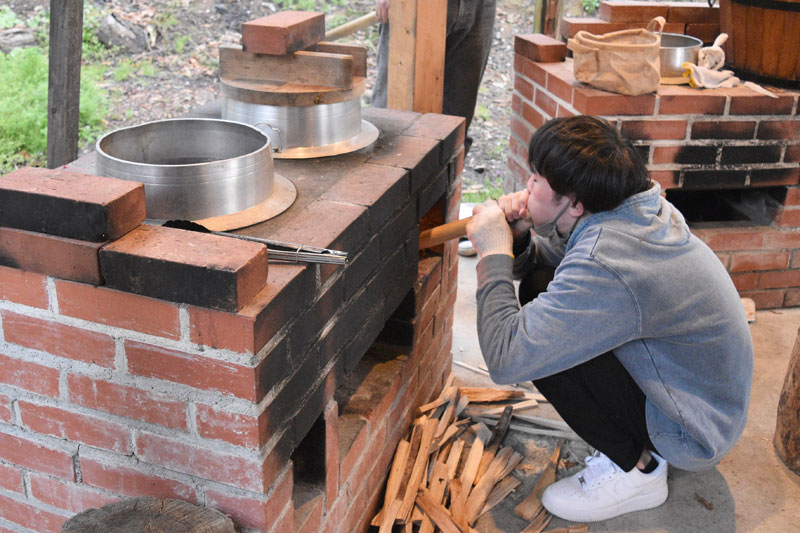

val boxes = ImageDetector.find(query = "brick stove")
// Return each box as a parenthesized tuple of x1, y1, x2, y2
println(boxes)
(0, 107, 465, 532)
(509, 36, 800, 309)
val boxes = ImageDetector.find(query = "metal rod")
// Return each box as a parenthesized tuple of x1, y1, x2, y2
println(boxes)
(210, 230, 348, 263)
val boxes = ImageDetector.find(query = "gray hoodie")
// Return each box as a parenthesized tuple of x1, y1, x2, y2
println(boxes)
(476, 183, 753, 471)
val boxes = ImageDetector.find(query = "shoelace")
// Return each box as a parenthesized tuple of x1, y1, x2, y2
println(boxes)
(577, 451, 621, 491)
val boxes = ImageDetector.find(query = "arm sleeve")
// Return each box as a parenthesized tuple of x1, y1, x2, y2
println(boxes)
(475, 252, 641, 385)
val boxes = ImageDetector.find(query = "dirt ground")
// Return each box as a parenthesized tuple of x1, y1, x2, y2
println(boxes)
(6, 0, 585, 193)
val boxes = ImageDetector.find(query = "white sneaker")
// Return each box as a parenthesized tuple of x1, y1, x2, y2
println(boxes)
(541, 451, 668, 522)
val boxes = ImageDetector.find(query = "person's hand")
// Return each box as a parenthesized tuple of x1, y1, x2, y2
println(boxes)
(466, 200, 514, 259)
(376, 0, 391, 23)
(496, 189, 532, 239)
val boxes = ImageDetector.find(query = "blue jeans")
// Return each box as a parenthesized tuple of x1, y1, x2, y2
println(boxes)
(372, 0, 497, 154)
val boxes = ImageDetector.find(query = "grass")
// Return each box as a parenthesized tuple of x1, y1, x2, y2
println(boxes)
(461, 180, 506, 203)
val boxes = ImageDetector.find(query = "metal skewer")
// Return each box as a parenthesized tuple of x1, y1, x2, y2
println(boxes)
(208, 231, 347, 265)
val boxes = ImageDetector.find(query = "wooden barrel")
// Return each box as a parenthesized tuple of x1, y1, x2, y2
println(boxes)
(719, 0, 800, 83)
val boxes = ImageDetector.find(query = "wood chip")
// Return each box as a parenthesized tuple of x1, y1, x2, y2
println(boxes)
(514, 441, 562, 521)
(460, 387, 525, 403)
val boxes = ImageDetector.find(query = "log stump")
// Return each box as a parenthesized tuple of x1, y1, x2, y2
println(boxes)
(61, 497, 235, 533)
(775, 326, 800, 475)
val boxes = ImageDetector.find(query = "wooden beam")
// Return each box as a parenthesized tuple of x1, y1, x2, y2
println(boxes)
(47, 0, 83, 168)
(311, 41, 367, 77)
(412, 0, 446, 113)
(387, 0, 446, 112)
(219, 45, 353, 89)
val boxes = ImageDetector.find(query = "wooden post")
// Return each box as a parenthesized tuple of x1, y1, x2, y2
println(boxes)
(47, 0, 83, 169)
(387, 0, 446, 113)
(774, 326, 800, 475)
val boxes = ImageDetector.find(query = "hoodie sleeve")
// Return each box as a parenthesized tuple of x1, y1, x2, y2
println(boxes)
(476, 250, 641, 385)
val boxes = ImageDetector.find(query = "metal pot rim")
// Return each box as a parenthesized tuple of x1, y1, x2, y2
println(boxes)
(95, 118, 271, 168)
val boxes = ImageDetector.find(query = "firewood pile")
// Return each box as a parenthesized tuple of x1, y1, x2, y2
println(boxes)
(370, 375, 589, 532)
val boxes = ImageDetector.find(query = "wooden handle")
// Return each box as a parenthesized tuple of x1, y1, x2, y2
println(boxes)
(325, 12, 379, 41)
(419, 217, 472, 250)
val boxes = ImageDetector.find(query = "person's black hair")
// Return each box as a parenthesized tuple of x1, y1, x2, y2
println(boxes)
(527, 116, 651, 213)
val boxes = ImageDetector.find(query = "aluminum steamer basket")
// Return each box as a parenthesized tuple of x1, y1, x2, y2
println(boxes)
(96, 118, 278, 222)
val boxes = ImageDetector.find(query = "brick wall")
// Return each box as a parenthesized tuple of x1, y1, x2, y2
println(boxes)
(0, 107, 464, 532)
(509, 35, 800, 309)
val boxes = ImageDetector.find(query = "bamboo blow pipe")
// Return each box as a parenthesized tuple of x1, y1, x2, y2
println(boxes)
(325, 12, 379, 41)
(419, 217, 472, 250)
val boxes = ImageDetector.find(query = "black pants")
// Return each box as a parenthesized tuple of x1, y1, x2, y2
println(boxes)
(520, 267, 657, 472)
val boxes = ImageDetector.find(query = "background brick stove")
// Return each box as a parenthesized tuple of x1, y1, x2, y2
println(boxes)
(0, 107, 465, 532)
(509, 36, 800, 309)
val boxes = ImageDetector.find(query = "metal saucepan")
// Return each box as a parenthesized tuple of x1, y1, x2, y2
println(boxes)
(660, 33, 703, 78)
(96, 118, 275, 221)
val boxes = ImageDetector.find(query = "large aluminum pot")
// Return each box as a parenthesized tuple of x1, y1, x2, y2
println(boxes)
(96, 118, 274, 221)
(660, 33, 703, 78)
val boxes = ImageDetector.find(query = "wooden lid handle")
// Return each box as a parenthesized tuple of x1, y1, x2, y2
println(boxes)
(419, 217, 472, 250)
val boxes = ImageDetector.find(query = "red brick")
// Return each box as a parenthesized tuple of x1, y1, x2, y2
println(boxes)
(19, 401, 131, 454)
(657, 86, 725, 115)
(508, 156, 530, 186)
(80, 458, 197, 500)
(401, 114, 466, 166)
(2, 311, 115, 367)
(514, 34, 566, 63)
(534, 87, 558, 118)
(683, 169, 747, 190)
(693, 228, 765, 251)
(0, 352, 59, 398)
(786, 144, 800, 163)
(325, 401, 339, 507)
(793, 251, 800, 269)
(758, 270, 800, 289)
(68, 374, 187, 430)
(511, 115, 535, 144)
(691, 120, 755, 140)
(0, 432, 74, 479)
(366, 136, 441, 194)
(522, 101, 546, 129)
(195, 404, 266, 450)
(0, 462, 23, 493)
(750, 168, 800, 187)
(136, 432, 267, 492)
(29, 474, 119, 513)
(666, 2, 720, 23)
(338, 417, 367, 484)
(241, 11, 324, 55)
(649, 171, 678, 191)
(776, 207, 800, 228)
(296, 492, 324, 533)
(599, 1, 668, 22)
(784, 187, 800, 207)
(757, 120, 800, 140)
(729, 272, 759, 291)
(0, 393, 10, 423)
(557, 104, 576, 118)
(0, 492, 66, 533)
(684, 23, 720, 44)
(730, 251, 790, 272)
(126, 340, 260, 401)
(56, 279, 180, 339)
(0, 265, 48, 309)
(785, 288, 800, 307)
(100, 224, 268, 312)
(740, 289, 785, 309)
(572, 85, 656, 116)
(621, 120, 687, 140)
(652, 145, 716, 165)
(765, 229, 800, 249)
(515, 54, 547, 86)
(544, 62, 576, 104)
(729, 94, 794, 115)
(0, 227, 104, 284)
(0, 167, 145, 242)
(207, 467, 293, 531)
(514, 76, 534, 101)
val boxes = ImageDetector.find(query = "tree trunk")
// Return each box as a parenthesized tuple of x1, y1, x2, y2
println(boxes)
(61, 497, 235, 533)
(774, 326, 800, 475)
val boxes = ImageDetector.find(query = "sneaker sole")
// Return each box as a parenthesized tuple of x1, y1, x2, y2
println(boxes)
(544, 483, 668, 522)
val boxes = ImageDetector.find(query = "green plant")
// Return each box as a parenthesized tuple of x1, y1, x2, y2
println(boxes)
(0, 6, 22, 29)
(475, 104, 491, 122)
(461, 180, 505, 203)
(582, 0, 601, 14)
(174, 35, 190, 54)
(81, 3, 113, 61)
(113, 58, 135, 81)
(0, 47, 108, 174)
(138, 60, 157, 77)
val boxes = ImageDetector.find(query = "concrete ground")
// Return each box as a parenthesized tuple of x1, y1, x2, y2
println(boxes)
(451, 250, 800, 532)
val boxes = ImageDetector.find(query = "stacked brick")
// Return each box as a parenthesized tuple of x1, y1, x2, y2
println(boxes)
(0, 107, 464, 532)
(509, 34, 800, 309)
(561, 1, 720, 45)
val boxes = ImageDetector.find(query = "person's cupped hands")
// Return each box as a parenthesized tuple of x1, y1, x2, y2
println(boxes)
(466, 200, 514, 259)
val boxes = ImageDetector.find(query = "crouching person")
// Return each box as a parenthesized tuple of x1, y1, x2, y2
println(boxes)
(465, 116, 753, 522)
